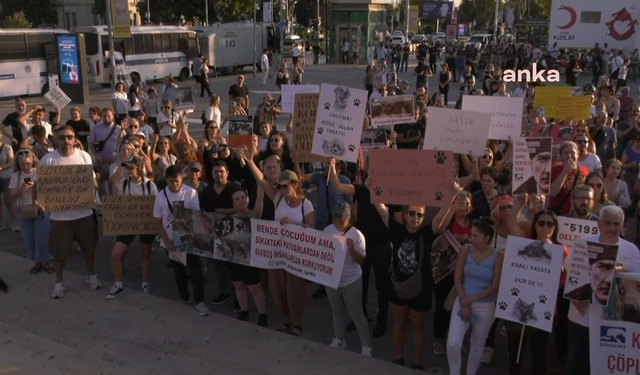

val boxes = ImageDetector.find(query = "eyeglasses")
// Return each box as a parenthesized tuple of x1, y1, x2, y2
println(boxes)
(277, 183, 289, 189)
(16, 149, 31, 156)
(405, 210, 425, 218)
(270, 138, 280, 143)
(482, 155, 492, 160)
(536, 220, 555, 228)
(58, 135, 75, 140)
(573, 195, 592, 201)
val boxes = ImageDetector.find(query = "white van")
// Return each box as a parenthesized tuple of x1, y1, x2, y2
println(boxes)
(283, 35, 301, 58)
(466, 34, 492, 48)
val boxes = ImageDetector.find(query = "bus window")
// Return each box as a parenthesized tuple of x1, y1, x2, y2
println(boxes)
(178, 33, 188, 53)
(143, 34, 154, 53)
(133, 34, 144, 54)
(123, 38, 133, 56)
(26, 34, 54, 60)
(171, 34, 179, 52)
(84, 32, 100, 55)
(0, 35, 28, 61)
(153, 34, 162, 53)
(161, 34, 171, 52)
(187, 33, 198, 56)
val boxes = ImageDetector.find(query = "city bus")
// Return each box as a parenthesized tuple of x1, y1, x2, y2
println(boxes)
(74, 25, 199, 85)
(0, 28, 69, 99)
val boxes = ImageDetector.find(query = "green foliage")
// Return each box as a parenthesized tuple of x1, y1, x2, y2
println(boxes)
(2, 11, 33, 28)
(294, 0, 318, 27)
(2, 0, 57, 26)
(93, 0, 108, 20)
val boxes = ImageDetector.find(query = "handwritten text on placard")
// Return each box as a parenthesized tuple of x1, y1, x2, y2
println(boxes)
(102, 195, 156, 236)
(37, 165, 94, 211)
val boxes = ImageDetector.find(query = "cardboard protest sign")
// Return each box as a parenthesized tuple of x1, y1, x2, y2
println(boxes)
(512, 137, 553, 195)
(291, 93, 324, 162)
(564, 239, 619, 305)
(44, 85, 72, 110)
(227, 115, 254, 150)
(589, 273, 640, 374)
(495, 236, 564, 332)
(311, 83, 367, 163)
(462, 96, 524, 140)
(368, 148, 453, 207)
(557, 217, 599, 247)
(369, 94, 415, 127)
(533, 86, 572, 118)
(422, 107, 491, 156)
(555, 96, 592, 121)
(250, 219, 347, 288)
(280, 84, 320, 113)
(102, 195, 155, 236)
(37, 165, 94, 211)
(431, 231, 461, 283)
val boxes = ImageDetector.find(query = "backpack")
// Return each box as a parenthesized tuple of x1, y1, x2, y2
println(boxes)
(122, 178, 153, 195)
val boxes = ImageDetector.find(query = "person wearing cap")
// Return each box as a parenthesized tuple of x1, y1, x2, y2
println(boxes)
(184, 161, 207, 194)
(513, 138, 552, 195)
(324, 201, 371, 357)
(564, 206, 640, 375)
(549, 142, 590, 216)
(106, 155, 158, 300)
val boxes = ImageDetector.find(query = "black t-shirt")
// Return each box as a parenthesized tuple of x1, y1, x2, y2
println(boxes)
(2, 112, 21, 148)
(388, 219, 434, 288)
(65, 119, 91, 145)
(228, 84, 249, 99)
(198, 181, 241, 212)
(394, 122, 425, 149)
(353, 184, 389, 245)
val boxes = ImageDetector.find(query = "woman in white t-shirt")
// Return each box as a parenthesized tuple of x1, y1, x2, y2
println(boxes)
(127, 84, 142, 118)
(323, 202, 371, 356)
(109, 141, 135, 191)
(111, 82, 129, 124)
(157, 99, 180, 137)
(106, 155, 158, 299)
(204, 94, 221, 128)
(8, 149, 52, 274)
(244, 153, 314, 336)
(0, 140, 18, 232)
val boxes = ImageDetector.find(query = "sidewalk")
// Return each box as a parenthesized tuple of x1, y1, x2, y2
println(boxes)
(0, 252, 416, 375)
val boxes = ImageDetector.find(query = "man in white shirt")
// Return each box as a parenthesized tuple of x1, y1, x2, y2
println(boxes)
(38, 125, 101, 299)
(565, 205, 640, 375)
(610, 50, 624, 78)
(547, 42, 559, 59)
(153, 165, 210, 316)
(511, 82, 528, 98)
(260, 49, 270, 87)
(191, 53, 203, 94)
(17, 105, 53, 141)
(292, 43, 300, 66)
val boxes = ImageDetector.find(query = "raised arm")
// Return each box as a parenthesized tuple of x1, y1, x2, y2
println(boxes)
(328, 159, 355, 196)
(238, 148, 277, 201)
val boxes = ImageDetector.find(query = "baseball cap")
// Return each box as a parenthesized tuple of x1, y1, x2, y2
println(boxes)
(122, 156, 143, 168)
(277, 170, 299, 185)
(186, 161, 202, 172)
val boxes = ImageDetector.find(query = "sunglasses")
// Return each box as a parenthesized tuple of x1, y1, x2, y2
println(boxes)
(270, 138, 280, 143)
(482, 155, 492, 160)
(405, 210, 425, 219)
(125, 165, 135, 170)
(16, 149, 31, 156)
(58, 135, 75, 140)
(277, 183, 289, 189)
(536, 220, 555, 228)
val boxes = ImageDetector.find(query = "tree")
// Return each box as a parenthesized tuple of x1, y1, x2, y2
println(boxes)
(294, 0, 319, 27)
(2, 0, 57, 26)
(2, 11, 33, 28)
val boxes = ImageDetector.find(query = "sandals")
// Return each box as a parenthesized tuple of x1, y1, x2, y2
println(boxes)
(43, 263, 55, 274)
(290, 325, 302, 336)
(276, 322, 292, 334)
(392, 358, 405, 366)
(30, 263, 43, 274)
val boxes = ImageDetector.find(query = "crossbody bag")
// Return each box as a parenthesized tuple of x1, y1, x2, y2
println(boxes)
(390, 234, 424, 300)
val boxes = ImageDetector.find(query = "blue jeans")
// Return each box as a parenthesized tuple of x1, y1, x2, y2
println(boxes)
(18, 214, 51, 262)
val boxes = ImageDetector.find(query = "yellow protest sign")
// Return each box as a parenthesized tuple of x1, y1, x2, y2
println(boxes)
(533, 86, 572, 118)
(102, 195, 156, 236)
(37, 165, 95, 211)
(555, 96, 592, 121)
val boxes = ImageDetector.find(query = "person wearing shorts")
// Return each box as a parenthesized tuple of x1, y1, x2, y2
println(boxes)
(106, 156, 159, 299)
(39, 125, 101, 299)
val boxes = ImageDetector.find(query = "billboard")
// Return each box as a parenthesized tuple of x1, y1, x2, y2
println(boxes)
(420, 1, 453, 20)
(549, 0, 640, 49)
(57, 35, 79, 85)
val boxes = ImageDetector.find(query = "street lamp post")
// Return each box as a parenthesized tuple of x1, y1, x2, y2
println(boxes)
(205, 0, 209, 25)
(146, 0, 150, 24)
(105, 0, 118, 89)
(253, 1, 257, 77)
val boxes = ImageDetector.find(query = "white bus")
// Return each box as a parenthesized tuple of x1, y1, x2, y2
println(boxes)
(74, 25, 199, 85)
(0, 28, 69, 98)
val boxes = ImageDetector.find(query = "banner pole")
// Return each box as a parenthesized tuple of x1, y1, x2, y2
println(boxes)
(516, 324, 525, 364)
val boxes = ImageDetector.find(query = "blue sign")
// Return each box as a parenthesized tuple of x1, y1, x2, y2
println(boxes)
(420, 1, 453, 19)
(600, 326, 626, 345)
(57, 35, 80, 85)
(279, 20, 286, 32)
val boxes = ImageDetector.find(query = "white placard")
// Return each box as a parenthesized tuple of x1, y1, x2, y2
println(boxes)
(557, 216, 599, 247)
(44, 85, 72, 110)
(311, 83, 367, 163)
(495, 236, 563, 333)
(512, 137, 552, 195)
(280, 84, 320, 113)
(422, 107, 491, 156)
(462, 96, 524, 140)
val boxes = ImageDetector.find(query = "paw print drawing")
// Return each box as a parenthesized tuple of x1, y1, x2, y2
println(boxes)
(434, 151, 447, 165)
(294, 122, 301, 128)
(498, 301, 507, 310)
(434, 192, 444, 201)
(323, 102, 331, 110)
(374, 187, 383, 196)
(511, 288, 520, 297)
(348, 144, 356, 152)
(353, 99, 361, 107)
(539, 295, 547, 304)
(543, 311, 552, 320)
(317, 128, 324, 135)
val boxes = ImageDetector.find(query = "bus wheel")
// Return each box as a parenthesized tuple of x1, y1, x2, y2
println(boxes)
(178, 68, 190, 81)
(41, 83, 50, 96)
(130, 72, 141, 85)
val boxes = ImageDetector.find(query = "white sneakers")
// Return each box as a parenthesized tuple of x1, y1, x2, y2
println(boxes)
(195, 302, 211, 316)
(86, 274, 102, 290)
(52, 274, 102, 299)
(329, 339, 372, 357)
(51, 282, 65, 299)
(481, 347, 494, 364)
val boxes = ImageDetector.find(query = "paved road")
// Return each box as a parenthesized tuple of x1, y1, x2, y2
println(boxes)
(0, 62, 635, 374)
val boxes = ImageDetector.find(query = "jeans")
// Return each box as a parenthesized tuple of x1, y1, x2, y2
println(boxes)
(565, 321, 590, 375)
(433, 273, 454, 339)
(17, 214, 51, 262)
(592, 71, 601, 86)
(213, 259, 234, 296)
(447, 298, 496, 375)
(171, 254, 205, 304)
(361, 242, 391, 322)
(506, 324, 549, 375)
(400, 55, 409, 72)
(326, 277, 371, 346)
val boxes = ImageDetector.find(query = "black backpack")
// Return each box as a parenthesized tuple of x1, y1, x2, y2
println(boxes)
(122, 178, 153, 195)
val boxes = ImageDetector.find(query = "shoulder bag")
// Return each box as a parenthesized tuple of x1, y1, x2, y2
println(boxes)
(390, 234, 424, 300)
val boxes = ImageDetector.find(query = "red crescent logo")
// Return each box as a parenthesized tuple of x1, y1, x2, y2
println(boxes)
(556, 5, 577, 30)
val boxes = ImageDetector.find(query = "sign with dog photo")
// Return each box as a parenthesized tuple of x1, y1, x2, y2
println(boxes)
(495, 236, 564, 332)
(311, 83, 367, 163)
(589, 272, 640, 374)
(367, 148, 453, 207)
(212, 215, 252, 265)
(369, 94, 415, 127)
(564, 239, 619, 306)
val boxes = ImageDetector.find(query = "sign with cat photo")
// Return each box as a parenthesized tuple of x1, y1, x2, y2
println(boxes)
(311, 83, 367, 163)
(564, 239, 619, 306)
(367, 148, 453, 207)
(495, 236, 564, 332)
